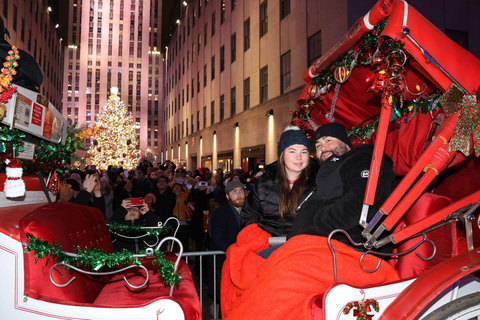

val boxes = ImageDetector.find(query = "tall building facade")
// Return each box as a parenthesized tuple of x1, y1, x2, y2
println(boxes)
(62, 0, 163, 153)
(163, 0, 480, 172)
(0, 0, 64, 111)
(162, 0, 358, 172)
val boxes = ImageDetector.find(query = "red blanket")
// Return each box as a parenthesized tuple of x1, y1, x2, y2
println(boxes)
(221, 224, 399, 320)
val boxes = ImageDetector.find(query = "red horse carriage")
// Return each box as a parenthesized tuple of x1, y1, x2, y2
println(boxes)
(221, 1, 480, 319)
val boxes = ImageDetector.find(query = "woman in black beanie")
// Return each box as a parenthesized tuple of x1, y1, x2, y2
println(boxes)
(241, 125, 319, 239)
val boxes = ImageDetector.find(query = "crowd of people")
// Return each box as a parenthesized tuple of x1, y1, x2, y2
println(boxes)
(56, 157, 262, 253)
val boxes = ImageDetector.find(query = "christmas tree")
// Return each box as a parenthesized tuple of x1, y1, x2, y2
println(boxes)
(88, 88, 141, 169)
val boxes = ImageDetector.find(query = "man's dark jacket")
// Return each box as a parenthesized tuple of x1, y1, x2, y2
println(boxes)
(187, 188, 214, 239)
(153, 188, 176, 222)
(242, 158, 319, 236)
(110, 206, 161, 253)
(287, 144, 395, 251)
(210, 201, 241, 252)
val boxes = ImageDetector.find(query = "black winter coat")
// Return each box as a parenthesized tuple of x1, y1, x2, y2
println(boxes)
(287, 144, 396, 252)
(110, 206, 161, 253)
(242, 158, 319, 236)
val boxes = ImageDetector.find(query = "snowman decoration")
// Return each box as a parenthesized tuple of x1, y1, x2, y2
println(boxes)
(4, 158, 26, 198)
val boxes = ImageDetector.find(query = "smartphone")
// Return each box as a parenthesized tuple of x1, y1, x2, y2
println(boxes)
(127, 197, 144, 206)
(123, 169, 129, 177)
(199, 181, 208, 187)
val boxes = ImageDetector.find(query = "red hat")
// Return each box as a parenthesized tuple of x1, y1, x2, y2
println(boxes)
(145, 193, 156, 204)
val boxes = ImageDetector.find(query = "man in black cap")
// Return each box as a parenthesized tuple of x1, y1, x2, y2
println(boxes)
(287, 123, 395, 252)
(208, 180, 246, 315)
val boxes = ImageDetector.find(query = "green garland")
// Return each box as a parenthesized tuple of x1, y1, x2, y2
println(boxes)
(347, 93, 442, 139)
(0, 126, 25, 156)
(108, 221, 169, 236)
(295, 17, 444, 141)
(24, 233, 181, 286)
(310, 19, 394, 88)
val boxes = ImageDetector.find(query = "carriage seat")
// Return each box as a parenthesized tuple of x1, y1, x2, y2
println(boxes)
(19, 202, 200, 318)
(307, 191, 458, 319)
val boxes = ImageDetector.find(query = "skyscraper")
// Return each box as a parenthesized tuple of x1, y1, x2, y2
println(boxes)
(62, 0, 163, 154)
(0, 0, 64, 111)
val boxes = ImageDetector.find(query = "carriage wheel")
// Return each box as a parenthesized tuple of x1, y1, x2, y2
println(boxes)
(421, 292, 480, 320)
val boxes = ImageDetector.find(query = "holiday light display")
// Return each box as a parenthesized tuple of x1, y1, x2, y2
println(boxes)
(88, 88, 141, 169)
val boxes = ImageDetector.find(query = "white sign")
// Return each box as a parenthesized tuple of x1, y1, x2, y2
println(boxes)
(17, 141, 35, 160)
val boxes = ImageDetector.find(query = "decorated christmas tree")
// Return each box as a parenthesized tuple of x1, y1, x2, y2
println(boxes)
(88, 88, 141, 169)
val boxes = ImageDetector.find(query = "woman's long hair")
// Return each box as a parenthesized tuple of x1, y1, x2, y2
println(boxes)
(277, 153, 310, 219)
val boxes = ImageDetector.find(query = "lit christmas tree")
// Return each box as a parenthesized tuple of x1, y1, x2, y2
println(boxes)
(88, 88, 141, 170)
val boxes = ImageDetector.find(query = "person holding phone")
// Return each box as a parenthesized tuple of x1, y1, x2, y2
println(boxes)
(241, 125, 319, 238)
(187, 179, 215, 251)
(111, 198, 161, 253)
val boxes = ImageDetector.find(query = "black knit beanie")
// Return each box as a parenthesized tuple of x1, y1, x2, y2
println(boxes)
(313, 123, 353, 149)
(277, 126, 310, 157)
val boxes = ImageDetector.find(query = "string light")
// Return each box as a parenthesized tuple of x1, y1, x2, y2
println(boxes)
(88, 88, 141, 169)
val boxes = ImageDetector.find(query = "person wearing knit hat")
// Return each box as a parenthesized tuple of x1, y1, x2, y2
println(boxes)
(287, 122, 396, 255)
(313, 122, 353, 163)
(277, 125, 311, 157)
(242, 125, 319, 241)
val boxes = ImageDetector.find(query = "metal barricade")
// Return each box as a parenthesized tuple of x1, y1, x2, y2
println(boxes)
(183, 251, 225, 320)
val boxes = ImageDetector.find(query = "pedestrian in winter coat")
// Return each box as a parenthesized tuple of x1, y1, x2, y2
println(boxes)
(242, 125, 319, 237)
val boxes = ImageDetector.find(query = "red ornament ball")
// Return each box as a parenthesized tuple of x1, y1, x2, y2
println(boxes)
(334, 66, 350, 84)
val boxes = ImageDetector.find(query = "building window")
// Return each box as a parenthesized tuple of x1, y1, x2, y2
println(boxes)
(211, 101, 215, 125)
(244, 18, 250, 52)
(204, 64, 207, 87)
(232, 0, 236, 11)
(191, 114, 194, 133)
(204, 24, 207, 46)
(197, 111, 200, 131)
(21, 19, 25, 42)
(260, 1, 268, 37)
(260, 65, 268, 103)
(281, 51, 291, 94)
(220, 94, 225, 121)
(211, 56, 215, 80)
(212, 11, 216, 36)
(308, 30, 322, 66)
(230, 87, 236, 116)
(193, 7, 196, 26)
(203, 106, 207, 129)
(221, 0, 226, 24)
(13, 5, 17, 31)
(231, 33, 236, 63)
(280, 0, 290, 20)
(192, 42, 196, 62)
(244, 77, 250, 110)
(220, 46, 225, 72)
(197, 72, 201, 92)
(191, 79, 195, 97)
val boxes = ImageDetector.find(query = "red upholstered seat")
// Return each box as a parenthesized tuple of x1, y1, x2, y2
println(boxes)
(20, 202, 113, 304)
(307, 193, 456, 320)
(19, 202, 201, 318)
(393, 192, 455, 279)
